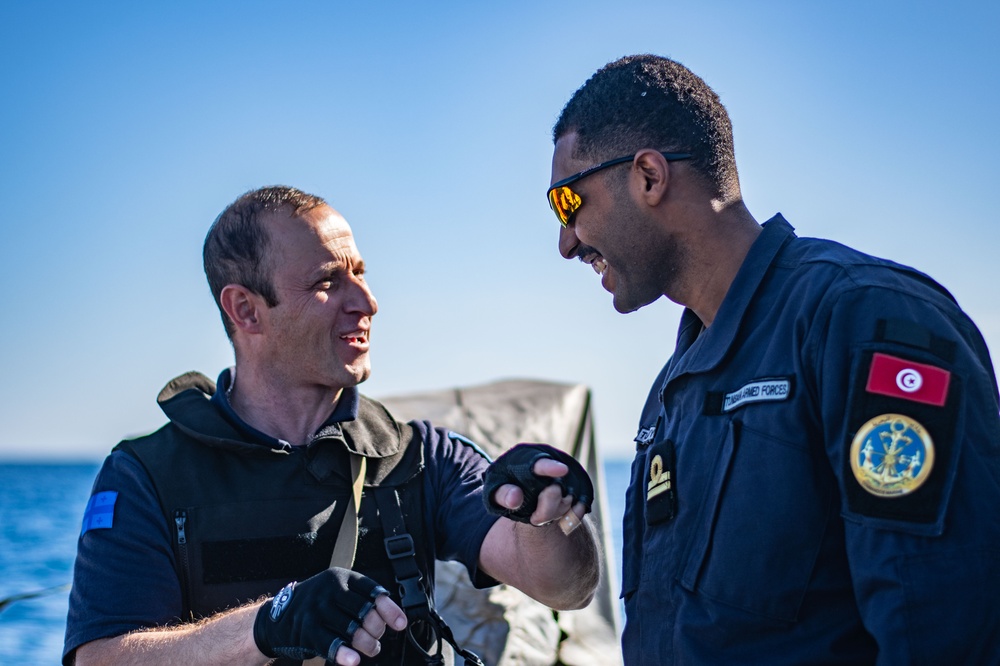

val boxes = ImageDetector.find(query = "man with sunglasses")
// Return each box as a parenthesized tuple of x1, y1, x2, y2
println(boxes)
(64, 185, 600, 666)
(548, 55, 1000, 664)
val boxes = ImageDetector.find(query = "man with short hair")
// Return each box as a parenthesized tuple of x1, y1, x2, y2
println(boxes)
(65, 186, 600, 665)
(547, 54, 1000, 664)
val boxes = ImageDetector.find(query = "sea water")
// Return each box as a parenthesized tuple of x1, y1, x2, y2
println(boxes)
(0, 463, 99, 663)
(0, 460, 632, 663)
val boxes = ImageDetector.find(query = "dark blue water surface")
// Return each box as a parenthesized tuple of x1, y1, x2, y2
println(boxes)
(0, 463, 99, 663)
(0, 459, 631, 663)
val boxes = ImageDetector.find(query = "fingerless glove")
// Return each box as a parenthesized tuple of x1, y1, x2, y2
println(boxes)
(253, 567, 389, 661)
(483, 443, 594, 522)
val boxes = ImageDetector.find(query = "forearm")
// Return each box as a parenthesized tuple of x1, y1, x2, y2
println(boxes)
(481, 514, 601, 610)
(73, 604, 265, 666)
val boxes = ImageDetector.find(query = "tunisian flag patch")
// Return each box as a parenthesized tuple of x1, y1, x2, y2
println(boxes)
(865, 353, 951, 406)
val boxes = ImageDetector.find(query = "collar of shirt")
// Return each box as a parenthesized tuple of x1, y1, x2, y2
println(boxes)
(210, 367, 360, 449)
(668, 214, 795, 380)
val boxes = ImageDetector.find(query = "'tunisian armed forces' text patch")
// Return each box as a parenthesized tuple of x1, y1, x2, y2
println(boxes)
(722, 378, 791, 411)
(702, 376, 794, 415)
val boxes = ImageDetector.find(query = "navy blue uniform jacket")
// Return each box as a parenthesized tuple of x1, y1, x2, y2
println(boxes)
(621, 215, 1000, 664)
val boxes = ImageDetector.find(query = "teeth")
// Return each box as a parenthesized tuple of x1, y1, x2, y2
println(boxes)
(592, 258, 607, 275)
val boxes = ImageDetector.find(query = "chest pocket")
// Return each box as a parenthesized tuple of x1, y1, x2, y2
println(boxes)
(180, 495, 350, 618)
(619, 445, 650, 603)
(677, 419, 835, 622)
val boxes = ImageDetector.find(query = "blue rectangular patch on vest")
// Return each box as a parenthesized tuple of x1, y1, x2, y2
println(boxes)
(81, 490, 118, 536)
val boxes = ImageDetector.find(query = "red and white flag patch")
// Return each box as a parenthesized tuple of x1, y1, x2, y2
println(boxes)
(865, 352, 950, 406)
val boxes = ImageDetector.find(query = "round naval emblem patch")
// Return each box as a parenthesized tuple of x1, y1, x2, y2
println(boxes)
(850, 413, 934, 497)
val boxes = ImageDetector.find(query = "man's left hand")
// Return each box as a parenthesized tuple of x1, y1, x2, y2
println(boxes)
(483, 443, 593, 532)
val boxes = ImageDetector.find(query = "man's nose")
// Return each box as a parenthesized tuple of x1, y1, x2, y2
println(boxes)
(558, 223, 580, 260)
(347, 279, 378, 316)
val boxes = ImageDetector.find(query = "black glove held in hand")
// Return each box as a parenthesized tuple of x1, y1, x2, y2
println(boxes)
(253, 567, 389, 661)
(483, 443, 594, 523)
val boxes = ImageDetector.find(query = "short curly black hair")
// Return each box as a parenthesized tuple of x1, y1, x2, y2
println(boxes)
(553, 54, 739, 199)
(203, 185, 327, 339)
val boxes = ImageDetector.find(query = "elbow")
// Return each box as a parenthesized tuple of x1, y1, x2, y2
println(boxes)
(555, 587, 598, 611)
(535, 566, 601, 611)
(567, 569, 601, 610)
(549, 534, 602, 610)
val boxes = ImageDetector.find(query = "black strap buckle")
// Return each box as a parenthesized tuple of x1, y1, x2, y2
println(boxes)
(397, 576, 428, 610)
(384, 533, 415, 560)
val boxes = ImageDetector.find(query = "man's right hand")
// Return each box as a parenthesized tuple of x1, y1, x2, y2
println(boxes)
(252, 567, 407, 665)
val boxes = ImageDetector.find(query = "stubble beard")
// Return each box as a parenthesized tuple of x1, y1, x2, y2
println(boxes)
(353, 356, 372, 386)
(609, 199, 686, 315)
(612, 254, 682, 314)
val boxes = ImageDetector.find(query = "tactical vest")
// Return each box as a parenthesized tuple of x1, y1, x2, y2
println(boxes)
(116, 378, 435, 664)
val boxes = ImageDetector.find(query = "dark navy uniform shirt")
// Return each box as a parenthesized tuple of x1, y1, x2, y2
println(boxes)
(621, 215, 1000, 665)
(64, 374, 498, 661)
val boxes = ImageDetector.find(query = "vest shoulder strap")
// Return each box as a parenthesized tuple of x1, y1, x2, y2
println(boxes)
(372, 462, 485, 666)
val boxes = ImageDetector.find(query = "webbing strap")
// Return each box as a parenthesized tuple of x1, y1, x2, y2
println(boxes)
(373, 486, 428, 614)
(372, 486, 485, 666)
(329, 454, 366, 569)
(305, 455, 368, 666)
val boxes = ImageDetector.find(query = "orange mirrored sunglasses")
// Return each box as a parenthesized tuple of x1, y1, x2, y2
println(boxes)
(546, 151, 692, 226)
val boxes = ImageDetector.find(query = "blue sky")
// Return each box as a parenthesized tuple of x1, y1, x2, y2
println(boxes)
(1, 1, 997, 461)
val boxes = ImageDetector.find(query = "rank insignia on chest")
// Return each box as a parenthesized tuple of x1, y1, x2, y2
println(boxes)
(646, 439, 677, 525)
(850, 413, 935, 497)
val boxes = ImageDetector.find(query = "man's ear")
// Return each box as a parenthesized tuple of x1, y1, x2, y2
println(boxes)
(633, 149, 672, 206)
(219, 284, 265, 335)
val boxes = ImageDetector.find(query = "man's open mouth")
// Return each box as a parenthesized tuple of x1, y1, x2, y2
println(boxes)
(341, 332, 368, 344)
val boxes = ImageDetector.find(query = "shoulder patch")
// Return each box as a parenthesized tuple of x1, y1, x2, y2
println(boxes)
(845, 348, 961, 530)
(866, 353, 951, 406)
(850, 414, 934, 497)
(81, 490, 118, 536)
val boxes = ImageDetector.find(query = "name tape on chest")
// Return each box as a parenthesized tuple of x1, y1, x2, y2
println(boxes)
(722, 378, 792, 412)
(634, 425, 657, 445)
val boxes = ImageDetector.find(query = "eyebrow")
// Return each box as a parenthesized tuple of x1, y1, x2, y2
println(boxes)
(312, 257, 365, 281)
